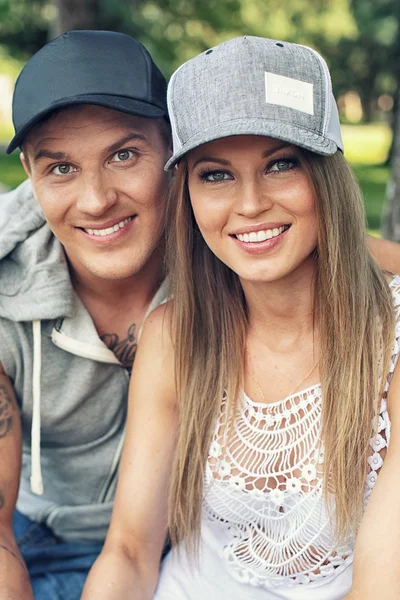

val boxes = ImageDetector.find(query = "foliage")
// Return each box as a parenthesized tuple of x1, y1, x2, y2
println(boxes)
(0, 0, 50, 59)
(0, 0, 398, 99)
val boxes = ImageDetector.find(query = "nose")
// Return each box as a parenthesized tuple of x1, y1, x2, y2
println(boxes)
(235, 179, 273, 217)
(75, 172, 118, 216)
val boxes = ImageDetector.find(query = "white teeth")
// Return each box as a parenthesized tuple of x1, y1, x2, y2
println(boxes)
(236, 225, 287, 243)
(83, 216, 132, 236)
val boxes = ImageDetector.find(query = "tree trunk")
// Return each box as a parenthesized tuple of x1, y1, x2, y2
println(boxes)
(51, 0, 102, 38)
(382, 85, 400, 241)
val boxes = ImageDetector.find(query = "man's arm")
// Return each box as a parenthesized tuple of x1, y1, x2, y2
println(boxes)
(367, 235, 400, 274)
(0, 365, 33, 600)
(342, 357, 400, 599)
(82, 304, 178, 600)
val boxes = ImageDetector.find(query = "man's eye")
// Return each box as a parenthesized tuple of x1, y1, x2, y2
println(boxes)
(112, 149, 134, 162)
(52, 164, 73, 175)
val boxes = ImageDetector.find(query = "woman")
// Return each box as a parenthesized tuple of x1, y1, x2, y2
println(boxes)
(82, 36, 400, 600)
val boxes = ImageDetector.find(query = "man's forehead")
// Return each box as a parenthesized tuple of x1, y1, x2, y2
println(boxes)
(24, 104, 159, 152)
(50, 104, 152, 128)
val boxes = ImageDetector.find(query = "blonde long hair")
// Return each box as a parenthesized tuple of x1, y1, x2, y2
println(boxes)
(166, 148, 394, 548)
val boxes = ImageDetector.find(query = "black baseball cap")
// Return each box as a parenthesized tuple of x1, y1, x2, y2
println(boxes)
(6, 30, 168, 154)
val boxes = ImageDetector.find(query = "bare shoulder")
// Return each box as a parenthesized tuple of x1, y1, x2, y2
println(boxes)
(133, 300, 176, 401)
(140, 300, 174, 353)
(143, 299, 173, 329)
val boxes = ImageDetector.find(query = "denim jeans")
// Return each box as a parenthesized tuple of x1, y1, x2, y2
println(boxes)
(13, 509, 103, 600)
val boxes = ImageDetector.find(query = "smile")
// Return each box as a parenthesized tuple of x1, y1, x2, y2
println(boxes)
(83, 216, 133, 236)
(235, 225, 289, 243)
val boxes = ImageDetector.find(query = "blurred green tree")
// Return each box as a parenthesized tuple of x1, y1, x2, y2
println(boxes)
(347, 1, 400, 239)
(0, 0, 397, 96)
(0, 0, 137, 56)
(0, 0, 49, 57)
(348, 0, 400, 122)
(382, 84, 400, 240)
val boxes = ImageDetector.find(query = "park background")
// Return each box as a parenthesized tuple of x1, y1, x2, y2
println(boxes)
(1, 0, 400, 238)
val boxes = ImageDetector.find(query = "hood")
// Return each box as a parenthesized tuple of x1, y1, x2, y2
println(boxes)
(0, 180, 74, 321)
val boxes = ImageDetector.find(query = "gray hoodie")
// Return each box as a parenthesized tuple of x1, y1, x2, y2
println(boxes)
(0, 180, 167, 542)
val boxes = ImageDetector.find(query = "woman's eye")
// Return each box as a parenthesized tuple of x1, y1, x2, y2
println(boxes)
(111, 149, 135, 162)
(269, 158, 297, 173)
(201, 170, 231, 182)
(52, 163, 74, 175)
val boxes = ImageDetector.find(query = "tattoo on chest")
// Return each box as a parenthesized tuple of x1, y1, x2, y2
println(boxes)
(0, 386, 13, 439)
(100, 323, 138, 369)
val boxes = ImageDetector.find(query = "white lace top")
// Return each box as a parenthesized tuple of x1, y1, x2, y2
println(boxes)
(154, 275, 400, 600)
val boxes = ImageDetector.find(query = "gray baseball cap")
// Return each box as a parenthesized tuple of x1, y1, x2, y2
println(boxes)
(165, 36, 343, 170)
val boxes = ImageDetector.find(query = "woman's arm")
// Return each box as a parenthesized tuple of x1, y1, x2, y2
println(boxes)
(82, 304, 178, 600)
(367, 235, 400, 274)
(343, 357, 400, 599)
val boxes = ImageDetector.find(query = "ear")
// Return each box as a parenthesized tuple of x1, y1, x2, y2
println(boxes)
(20, 152, 31, 177)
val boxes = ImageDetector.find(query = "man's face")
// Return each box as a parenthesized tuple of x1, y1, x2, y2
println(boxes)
(22, 105, 171, 283)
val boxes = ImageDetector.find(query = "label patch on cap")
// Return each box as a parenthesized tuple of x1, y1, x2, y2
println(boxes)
(265, 72, 314, 115)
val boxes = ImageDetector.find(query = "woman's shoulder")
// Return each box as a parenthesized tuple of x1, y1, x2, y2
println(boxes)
(133, 300, 176, 401)
(140, 300, 174, 355)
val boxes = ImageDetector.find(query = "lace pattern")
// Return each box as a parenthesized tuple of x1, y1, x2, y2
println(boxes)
(203, 275, 400, 589)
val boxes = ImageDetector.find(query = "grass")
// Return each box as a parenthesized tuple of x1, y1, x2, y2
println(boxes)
(341, 123, 392, 233)
(0, 122, 393, 232)
(0, 152, 26, 189)
(341, 123, 391, 165)
(0, 122, 14, 146)
(352, 164, 389, 231)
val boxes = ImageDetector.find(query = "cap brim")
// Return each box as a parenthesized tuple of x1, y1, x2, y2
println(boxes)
(7, 94, 167, 154)
(164, 119, 339, 170)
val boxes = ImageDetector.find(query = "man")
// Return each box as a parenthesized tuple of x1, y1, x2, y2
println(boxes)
(0, 30, 170, 599)
(1, 27, 400, 600)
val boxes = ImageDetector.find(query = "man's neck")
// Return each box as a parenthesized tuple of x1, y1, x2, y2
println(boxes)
(69, 248, 165, 311)
(68, 248, 165, 369)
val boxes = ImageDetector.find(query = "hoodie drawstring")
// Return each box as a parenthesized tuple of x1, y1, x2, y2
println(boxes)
(31, 320, 43, 495)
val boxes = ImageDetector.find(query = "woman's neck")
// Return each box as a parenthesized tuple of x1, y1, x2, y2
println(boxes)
(242, 257, 317, 348)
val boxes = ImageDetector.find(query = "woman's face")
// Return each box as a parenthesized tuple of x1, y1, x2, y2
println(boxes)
(187, 135, 318, 286)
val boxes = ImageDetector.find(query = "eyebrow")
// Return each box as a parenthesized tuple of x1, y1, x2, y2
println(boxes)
(33, 149, 68, 163)
(33, 132, 150, 163)
(105, 132, 149, 155)
(191, 141, 291, 170)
